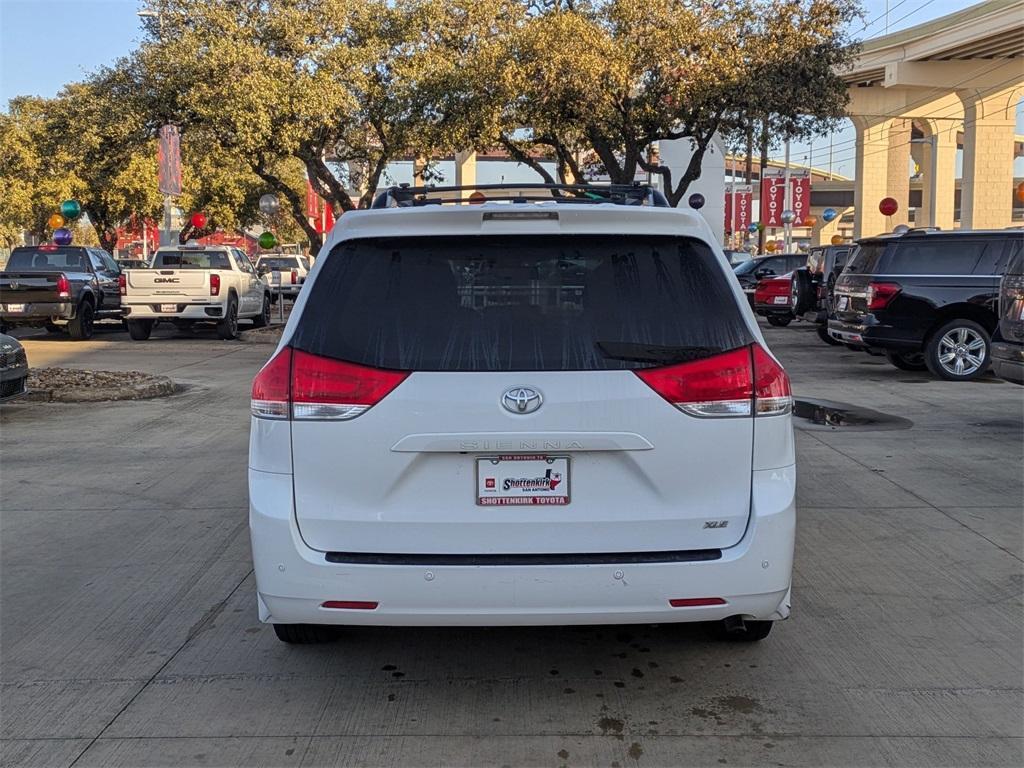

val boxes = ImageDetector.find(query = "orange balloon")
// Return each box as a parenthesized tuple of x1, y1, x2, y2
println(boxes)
(831, 235, 844, 245)
(765, 242, 777, 253)
(1016, 181, 1024, 203)
(48, 213, 65, 230)
(802, 215, 817, 228)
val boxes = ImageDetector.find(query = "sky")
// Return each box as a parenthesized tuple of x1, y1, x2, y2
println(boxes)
(0, 0, 1020, 181)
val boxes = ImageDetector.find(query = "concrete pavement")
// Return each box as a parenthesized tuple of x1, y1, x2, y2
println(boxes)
(1, 322, 1021, 767)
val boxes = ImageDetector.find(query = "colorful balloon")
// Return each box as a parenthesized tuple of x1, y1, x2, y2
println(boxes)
(780, 209, 796, 225)
(822, 208, 838, 223)
(60, 200, 81, 220)
(47, 214, 65, 230)
(765, 242, 777, 253)
(190, 212, 207, 229)
(747, 223, 759, 234)
(1016, 181, 1024, 203)
(258, 231, 277, 249)
(53, 227, 73, 246)
(830, 235, 844, 245)
(802, 215, 817, 228)
(879, 197, 898, 216)
(259, 194, 280, 215)
(687, 193, 705, 210)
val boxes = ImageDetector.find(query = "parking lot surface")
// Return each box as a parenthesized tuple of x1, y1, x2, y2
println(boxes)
(1, 322, 1021, 767)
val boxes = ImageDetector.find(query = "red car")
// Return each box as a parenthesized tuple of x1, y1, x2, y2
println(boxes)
(754, 272, 794, 327)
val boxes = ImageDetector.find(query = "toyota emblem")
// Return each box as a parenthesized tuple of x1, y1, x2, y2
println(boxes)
(501, 387, 542, 414)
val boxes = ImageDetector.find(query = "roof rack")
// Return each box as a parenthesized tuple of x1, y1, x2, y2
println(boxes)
(370, 182, 670, 209)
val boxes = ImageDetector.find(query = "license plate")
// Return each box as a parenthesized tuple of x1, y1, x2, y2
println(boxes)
(477, 455, 570, 506)
(772, 296, 788, 305)
(160, 303, 178, 313)
(5, 304, 24, 313)
(837, 295, 849, 311)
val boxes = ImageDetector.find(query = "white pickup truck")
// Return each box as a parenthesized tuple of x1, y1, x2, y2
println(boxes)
(121, 245, 272, 340)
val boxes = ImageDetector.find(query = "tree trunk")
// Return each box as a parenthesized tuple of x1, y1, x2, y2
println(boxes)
(666, 134, 714, 207)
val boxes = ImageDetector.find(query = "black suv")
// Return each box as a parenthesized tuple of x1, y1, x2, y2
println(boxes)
(733, 253, 808, 304)
(992, 242, 1023, 385)
(829, 229, 1021, 381)
(790, 244, 853, 346)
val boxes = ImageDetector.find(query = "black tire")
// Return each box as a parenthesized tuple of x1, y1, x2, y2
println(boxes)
(44, 322, 65, 335)
(273, 624, 340, 644)
(251, 294, 271, 328)
(817, 325, 842, 346)
(766, 314, 792, 327)
(126, 319, 153, 340)
(790, 268, 814, 314)
(216, 296, 239, 340)
(924, 318, 991, 381)
(885, 350, 928, 371)
(718, 620, 773, 642)
(67, 300, 94, 340)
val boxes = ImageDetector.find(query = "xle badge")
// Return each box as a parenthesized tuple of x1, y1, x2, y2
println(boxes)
(703, 520, 729, 529)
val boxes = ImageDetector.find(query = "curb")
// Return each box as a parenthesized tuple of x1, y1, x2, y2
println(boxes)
(23, 375, 177, 403)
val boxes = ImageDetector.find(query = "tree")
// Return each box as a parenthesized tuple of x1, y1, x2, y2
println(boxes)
(468, 0, 859, 205)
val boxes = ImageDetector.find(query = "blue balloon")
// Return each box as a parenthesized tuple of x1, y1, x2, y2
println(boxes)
(822, 207, 838, 223)
(53, 227, 73, 246)
(747, 223, 759, 233)
(688, 193, 705, 210)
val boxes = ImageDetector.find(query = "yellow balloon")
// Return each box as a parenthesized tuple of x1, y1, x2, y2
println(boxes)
(831, 235, 844, 245)
(48, 214, 65, 230)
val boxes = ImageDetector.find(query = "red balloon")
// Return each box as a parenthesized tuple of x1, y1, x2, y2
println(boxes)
(879, 197, 898, 216)
(190, 212, 207, 229)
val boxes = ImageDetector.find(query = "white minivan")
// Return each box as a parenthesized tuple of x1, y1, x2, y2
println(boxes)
(249, 184, 796, 644)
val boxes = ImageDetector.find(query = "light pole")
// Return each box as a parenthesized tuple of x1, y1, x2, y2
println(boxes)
(138, 6, 172, 246)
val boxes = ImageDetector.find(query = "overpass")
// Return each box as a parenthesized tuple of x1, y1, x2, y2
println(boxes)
(842, 0, 1024, 237)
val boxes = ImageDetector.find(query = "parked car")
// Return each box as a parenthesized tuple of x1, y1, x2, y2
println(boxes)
(249, 183, 796, 645)
(991, 239, 1023, 385)
(733, 253, 808, 305)
(790, 244, 854, 345)
(0, 333, 28, 401)
(829, 229, 1018, 380)
(754, 273, 795, 326)
(121, 245, 272, 340)
(724, 249, 753, 267)
(0, 245, 122, 339)
(254, 255, 310, 301)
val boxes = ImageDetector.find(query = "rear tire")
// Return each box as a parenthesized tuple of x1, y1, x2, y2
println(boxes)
(251, 294, 271, 328)
(718, 619, 773, 642)
(817, 326, 842, 346)
(766, 314, 792, 327)
(790, 268, 814, 314)
(126, 319, 153, 340)
(273, 624, 341, 644)
(67, 301, 94, 340)
(885, 350, 928, 371)
(216, 296, 239, 340)
(925, 319, 990, 381)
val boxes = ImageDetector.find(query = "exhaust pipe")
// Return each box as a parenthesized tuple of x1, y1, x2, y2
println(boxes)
(722, 615, 747, 634)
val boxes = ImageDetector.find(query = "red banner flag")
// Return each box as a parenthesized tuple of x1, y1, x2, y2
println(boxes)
(157, 125, 182, 196)
(789, 171, 811, 226)
(732, 185, 753, 234)
(759, 169, 785, 228)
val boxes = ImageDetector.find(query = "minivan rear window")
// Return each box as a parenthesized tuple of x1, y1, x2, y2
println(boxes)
(290, 235, 754, 371)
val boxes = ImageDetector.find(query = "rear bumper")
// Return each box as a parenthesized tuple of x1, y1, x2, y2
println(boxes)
(826, 318, 919, 350)
(248, 466, 796, 627)
(991, 341, 1024, 385)
(754, 301, 792, 316)
(122, 302, 222, 320)
(0, 302, 74, 323)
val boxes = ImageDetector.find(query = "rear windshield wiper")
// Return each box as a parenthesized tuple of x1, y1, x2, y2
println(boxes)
(595, 341, 720, 364)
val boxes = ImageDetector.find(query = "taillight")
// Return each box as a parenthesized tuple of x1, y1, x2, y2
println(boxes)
(209, 273, 221, 296)
(250, 347, 409, 421)
(634, 344, 791, 418)
(118, 274, 126, 295)
(56, 274, 70, 299)
(866, 281, 900, 311)
(290, 269, 298, 284)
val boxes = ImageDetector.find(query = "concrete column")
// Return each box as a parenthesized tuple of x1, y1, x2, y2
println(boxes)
(958, 86, 1023, 230)
(810, 207, 853, 246)
(852, 117, 893, 239)
(917, 119, 958, 231)
(454, 150, 477, 199)
(886, 118, 912, 228)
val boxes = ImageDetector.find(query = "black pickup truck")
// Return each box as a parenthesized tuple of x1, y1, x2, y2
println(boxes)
(829, 229, 1020, 381)
(0, 245, 123, 340)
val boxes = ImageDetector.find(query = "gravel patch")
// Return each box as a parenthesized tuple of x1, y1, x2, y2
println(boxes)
(24, 368, 177, 403)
